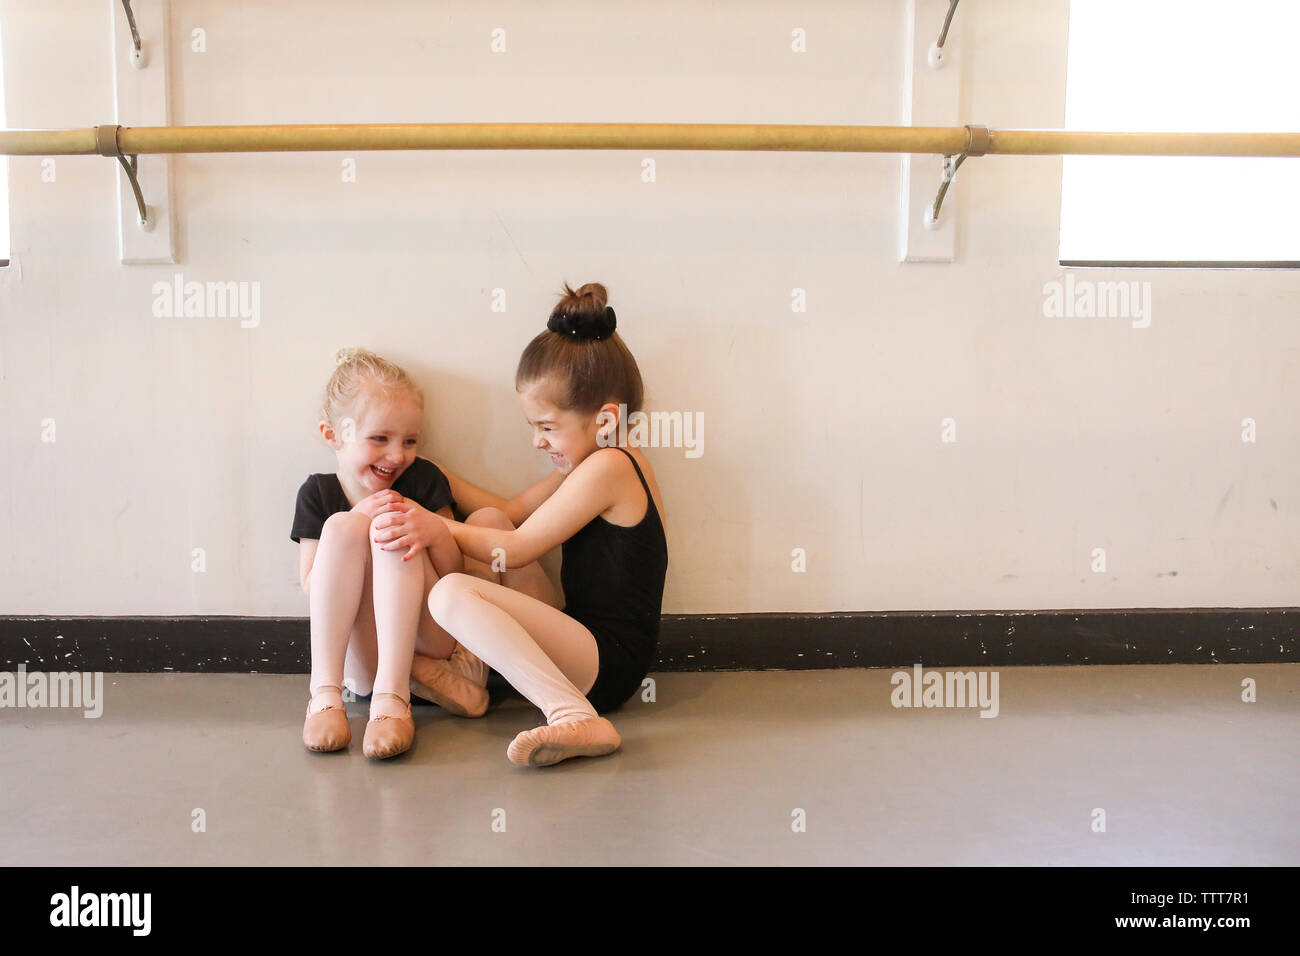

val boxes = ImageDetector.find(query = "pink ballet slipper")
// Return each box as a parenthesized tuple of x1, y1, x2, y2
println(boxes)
(506, 716, 621, 767)
(410, 648, 489, 718)
(362, 693, 415, 759)
(302, 686, 350, 753)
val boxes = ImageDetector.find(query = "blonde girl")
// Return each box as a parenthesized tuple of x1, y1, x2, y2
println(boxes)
(291, 348, 540, 758)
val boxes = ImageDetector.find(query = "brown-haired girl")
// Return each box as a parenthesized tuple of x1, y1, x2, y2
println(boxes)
(374, 282, 669, 767)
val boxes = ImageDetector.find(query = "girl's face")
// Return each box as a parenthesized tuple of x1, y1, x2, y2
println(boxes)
(518, 381, 617, 476)
(327, 388, 422, 492)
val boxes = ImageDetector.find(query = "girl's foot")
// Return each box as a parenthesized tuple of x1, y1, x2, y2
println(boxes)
(303, 686, 350, 753)
(410, 647, 489, 718)
(506, 716, 621, 767)
(363, 692, 414, 759)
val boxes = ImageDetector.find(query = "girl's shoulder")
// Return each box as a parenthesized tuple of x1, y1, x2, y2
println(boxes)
(584, 445, 666, 527)
(583, 445, 649, 477)
(409, 456, 452, 477)
(613, 444, 657, 481)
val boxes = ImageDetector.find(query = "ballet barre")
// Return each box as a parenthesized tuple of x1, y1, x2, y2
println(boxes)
(3, 123, 1297, 157)
(1, 122, 1296, 238)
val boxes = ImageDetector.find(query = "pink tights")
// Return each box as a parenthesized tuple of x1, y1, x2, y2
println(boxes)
(307, 507, 600, 726)
(427, 508, 602, 726)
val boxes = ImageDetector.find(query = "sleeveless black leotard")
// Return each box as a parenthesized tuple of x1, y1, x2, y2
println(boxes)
(561, 447, 669, 713)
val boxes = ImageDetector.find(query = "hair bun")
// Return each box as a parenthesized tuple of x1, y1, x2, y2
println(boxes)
(547, 306, 616, 341)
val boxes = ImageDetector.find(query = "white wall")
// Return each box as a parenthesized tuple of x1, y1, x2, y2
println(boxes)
(1, 0, 1297, 617)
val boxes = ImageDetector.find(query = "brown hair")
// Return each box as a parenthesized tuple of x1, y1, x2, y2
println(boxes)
(320, 346, 424, 430)
(515, 282, 645, 415)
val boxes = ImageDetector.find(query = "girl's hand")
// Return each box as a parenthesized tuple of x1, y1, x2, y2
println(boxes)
(352, 489, 406, 520)
(372, 500, 447, 562)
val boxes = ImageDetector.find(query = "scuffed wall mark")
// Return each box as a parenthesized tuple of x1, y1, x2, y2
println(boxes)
(492, 212, 539, 285)
(1270, 497, 1278, 510)
(1213, 482, 1236, 519)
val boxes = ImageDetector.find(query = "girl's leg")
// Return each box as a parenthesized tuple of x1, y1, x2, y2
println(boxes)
(303, 511, 374, 751)
(366, 516, 424, 719)
(428, 573, 600, 726)
(429, 573, 621, 765)
(308, 511, 372, 712)
(314, 509, 472, 709)
(410, 507, 554, 716)
(412, 547, 457, 660)
(312, 514, 424, 708)
(361, 514, 445, 758)
(461, 507, 563, 608)
(344, 540, 474, 717)
(339, 537, 420, 701)
(411, 545, 491, 715)
(342, 550, 378, 698)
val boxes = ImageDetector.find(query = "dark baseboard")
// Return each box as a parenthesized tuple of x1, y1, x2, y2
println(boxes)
(1, 608, 1296, 674)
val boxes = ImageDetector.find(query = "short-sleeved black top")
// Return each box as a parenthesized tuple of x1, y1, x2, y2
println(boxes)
(290, 457, 456, 543)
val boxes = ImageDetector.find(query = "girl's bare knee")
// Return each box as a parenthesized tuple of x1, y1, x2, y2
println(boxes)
(428, 571, 477, 623)
(466, 506, 514, 530)
(322, 510, 369, 541)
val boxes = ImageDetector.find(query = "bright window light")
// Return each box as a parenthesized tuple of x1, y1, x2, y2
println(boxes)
(0, 17, 8, 264)
(1060, 0, 1300, 265)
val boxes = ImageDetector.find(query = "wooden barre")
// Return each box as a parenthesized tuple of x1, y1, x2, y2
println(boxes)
(2, 123, 1299, 157)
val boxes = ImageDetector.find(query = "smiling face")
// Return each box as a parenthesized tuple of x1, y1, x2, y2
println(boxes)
(518, 380, 618, 475)
(323, 386, 422, 495)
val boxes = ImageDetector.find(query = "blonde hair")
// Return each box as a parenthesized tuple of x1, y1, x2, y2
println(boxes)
(320, 347, 424, 430)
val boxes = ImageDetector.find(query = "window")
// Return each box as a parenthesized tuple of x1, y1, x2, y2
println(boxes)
(0, 17, 8, 267)
(1060, 0, 1299, 267)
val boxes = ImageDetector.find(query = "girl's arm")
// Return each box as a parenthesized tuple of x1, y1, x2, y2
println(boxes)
(442, 448, 628, 569)
(299, 538, 319, 594)
(507, 469, 566, 524)
(435, 462, 565, 526)
(426, 504, 464, 577)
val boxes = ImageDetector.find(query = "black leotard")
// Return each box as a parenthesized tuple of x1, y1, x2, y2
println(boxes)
(561, 447, 669, 713)
(290, 457, 455, 542)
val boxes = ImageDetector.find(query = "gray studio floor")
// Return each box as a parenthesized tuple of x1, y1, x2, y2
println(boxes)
(1, 664, 1296, 866)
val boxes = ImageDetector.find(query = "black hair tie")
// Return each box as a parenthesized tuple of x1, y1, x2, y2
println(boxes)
(547, 305, 617, 341)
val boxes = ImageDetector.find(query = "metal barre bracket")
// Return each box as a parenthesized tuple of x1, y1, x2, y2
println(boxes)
(95, 124, 150, 229)
(925, 123, 988, 229)
(121, 0, 147, 68)
(928, 0, 962, 69)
